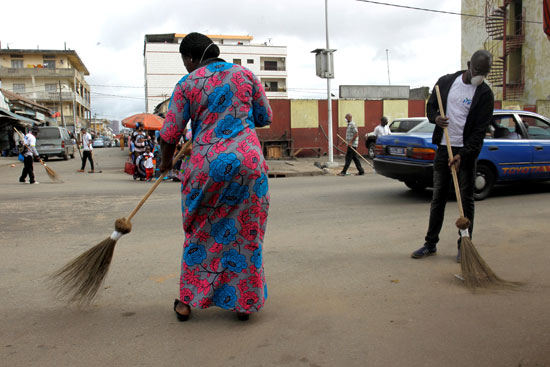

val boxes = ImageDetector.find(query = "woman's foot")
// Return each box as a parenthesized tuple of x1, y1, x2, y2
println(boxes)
(237, 312, 249, 321)
(173, 299, 191, 322)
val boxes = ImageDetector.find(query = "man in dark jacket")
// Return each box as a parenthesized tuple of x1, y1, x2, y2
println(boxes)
(412, 50, 494, 262)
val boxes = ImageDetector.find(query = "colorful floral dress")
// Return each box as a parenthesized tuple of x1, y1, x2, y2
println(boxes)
(160, 60, 272, 314)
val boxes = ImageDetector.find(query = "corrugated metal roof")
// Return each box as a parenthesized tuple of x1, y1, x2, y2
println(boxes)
(0, 88, 50, 114)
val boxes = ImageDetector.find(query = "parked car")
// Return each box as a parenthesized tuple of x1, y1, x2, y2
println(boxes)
(101, 136, 113, 147)
(373, 110, 550, 200)
(92, 137, 105, 148)
(36, 126, 76, 160)
(365, 117, 428, 159)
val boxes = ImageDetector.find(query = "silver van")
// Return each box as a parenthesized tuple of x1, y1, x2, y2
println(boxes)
(36, 126, 76, 160)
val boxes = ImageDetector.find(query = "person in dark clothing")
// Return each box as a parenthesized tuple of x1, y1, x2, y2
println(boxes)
(411, 50, 494, 262)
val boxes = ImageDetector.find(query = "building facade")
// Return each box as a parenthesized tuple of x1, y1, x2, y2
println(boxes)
(144, 34, 288, 113)
(0, 49, 92, 132)
(462, 0, 550, 115)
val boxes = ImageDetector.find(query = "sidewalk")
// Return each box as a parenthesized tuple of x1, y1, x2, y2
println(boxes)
(266, 154, 374, 177)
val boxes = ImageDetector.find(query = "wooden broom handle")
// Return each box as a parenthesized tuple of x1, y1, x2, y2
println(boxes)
(435, 85, 465, 218)
(336, 134, 373, 167)
(127, 139, 192, 221)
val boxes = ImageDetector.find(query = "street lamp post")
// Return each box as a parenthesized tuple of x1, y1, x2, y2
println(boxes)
(312, 0, 337, 167)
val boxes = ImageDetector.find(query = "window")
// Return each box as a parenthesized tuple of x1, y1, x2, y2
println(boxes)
(45, 84, 57, 93)
(490, 115, 522, 139)
(264, 61, 277, 71)
(43, 59, 56, 69)
(269, 81, 278, 91)
(233, 59, 241, 65)
(13, 84, 25, 94)
(247, 59, 254, 64)
(520, 115, 550, 140)
(11, 59, 23, 68)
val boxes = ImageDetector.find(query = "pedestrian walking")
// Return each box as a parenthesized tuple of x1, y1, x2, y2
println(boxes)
(338, 113, 365, 176)
(159, 32, 272, 322)
(78, 128, 94, 173)
(19, 126, 40, 184)
(411, 50, 494, 262)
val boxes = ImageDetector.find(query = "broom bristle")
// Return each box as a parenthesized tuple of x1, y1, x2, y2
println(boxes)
(50, 237, 117, 304)
(460, 237, 519, 289)
(44, 165, 61, 182)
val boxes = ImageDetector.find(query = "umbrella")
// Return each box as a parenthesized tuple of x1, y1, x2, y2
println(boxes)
(121, 113, 164, 131)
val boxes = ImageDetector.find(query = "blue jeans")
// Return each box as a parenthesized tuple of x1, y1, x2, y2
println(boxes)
(425, 146, 476, 248)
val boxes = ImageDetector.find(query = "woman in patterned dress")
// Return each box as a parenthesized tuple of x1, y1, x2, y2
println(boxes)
(159, 33, 272, 321)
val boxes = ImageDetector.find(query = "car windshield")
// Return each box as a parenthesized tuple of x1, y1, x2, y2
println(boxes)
(389, 119, 425, 133)
(408, 121, 434, 133)
(38, 128, 61, 139)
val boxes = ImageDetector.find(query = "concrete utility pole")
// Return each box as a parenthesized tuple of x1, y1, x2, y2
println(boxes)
(58, 81, 67, 129)
(325, 0, 334, 164)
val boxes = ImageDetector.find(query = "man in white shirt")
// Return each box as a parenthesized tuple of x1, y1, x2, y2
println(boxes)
(411, 50, 494, 262)
(78, 128, 94, 173)
(374, 117, 391, 137)
(19, 127, 40, 184)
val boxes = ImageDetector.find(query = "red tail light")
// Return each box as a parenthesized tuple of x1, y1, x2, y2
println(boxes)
(409, 147, 435, 160)
(374, 145, 384, 156)
(62, 141, 65, 148)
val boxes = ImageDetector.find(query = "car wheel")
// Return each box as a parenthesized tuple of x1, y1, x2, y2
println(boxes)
(367, 142, 376, 159)
(474, 164, 495, 201)
(44, 156, 49, 162)
(63, 151, 69, 160)
(405, 180, 428, 192)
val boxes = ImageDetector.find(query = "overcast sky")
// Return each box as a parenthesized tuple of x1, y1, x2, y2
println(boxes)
(1, 0, 464, 121)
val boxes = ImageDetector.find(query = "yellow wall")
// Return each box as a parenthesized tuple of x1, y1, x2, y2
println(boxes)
(382, 100, 408, 122)
(290, 100, 319, 128)
(536, 100, 550, 119)
(337, 100, 364, 127)
(502, 100, 523, 110)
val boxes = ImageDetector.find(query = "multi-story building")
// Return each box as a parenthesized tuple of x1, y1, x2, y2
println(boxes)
(0, 49, 91, 132)
(144, 34, 288, 113)
(462, 0, 550, 115)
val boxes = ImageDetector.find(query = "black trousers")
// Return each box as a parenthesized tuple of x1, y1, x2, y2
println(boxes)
(425, 146, 476, 248)
(20, 155, 35, 183)
(81, 150, 94, 170)
(342, 146, 364, 174)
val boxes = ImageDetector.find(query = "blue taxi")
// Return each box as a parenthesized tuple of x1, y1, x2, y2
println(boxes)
(373, 110, 550, 200)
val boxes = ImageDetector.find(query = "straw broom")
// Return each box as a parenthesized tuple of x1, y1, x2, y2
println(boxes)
(435, 85, 516, 289)
(336, 134, 373, 167)
(51, 139, 192, 304)
(14, 127, 61, 182)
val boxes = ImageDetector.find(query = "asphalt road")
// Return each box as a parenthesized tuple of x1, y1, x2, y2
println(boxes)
(1, 148, 550, 367)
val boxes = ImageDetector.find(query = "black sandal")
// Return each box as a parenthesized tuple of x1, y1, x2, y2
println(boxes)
(173, 299, 191, 322)
(237, 312, 250, 321)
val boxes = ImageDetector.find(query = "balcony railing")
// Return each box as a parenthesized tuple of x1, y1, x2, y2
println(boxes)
(260, 66, 286, 71)
(0, 67, 83, 79)
(32, 91, 90, 109)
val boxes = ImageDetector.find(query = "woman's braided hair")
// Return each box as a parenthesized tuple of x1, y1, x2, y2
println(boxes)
(179, 32, 220, 61)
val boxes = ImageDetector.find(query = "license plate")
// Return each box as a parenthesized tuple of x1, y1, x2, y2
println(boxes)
(41, 144, 54, 148)
(388, 146, 406, 156)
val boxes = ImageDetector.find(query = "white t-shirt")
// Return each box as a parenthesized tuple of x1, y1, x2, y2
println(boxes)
(82, 132, 93, 151)
(143, 152, 154, 169)
(444, 74, 478, 147)
(374, 124, 391, 137)
(23, 133, 37, 157)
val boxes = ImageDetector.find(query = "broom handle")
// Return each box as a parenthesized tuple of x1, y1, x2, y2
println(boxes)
(13, 127, 48, 167)
(336, 134, 373, 167)
(434, 85, 465, 218)
(127, 139, 192, 221)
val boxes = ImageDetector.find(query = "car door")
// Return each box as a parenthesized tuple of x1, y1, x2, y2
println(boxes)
(481, 113, 532, 181)
(518, 113, 550, 179)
